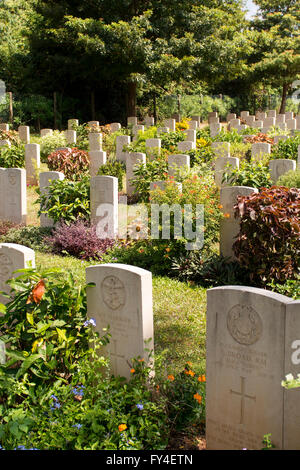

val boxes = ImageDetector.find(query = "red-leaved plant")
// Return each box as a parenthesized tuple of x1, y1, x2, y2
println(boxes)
(47, 148, 90, 180)
(46, 219, 117, 260)
(233, 186, 300, 285)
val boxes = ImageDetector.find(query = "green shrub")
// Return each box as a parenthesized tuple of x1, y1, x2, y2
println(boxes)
(172, 253, 250, 287)
(0, 268, 91, 384)
(230, 142, 252, 161)
(36, 176, 90, 224)
(131, 154, 168, 202)
(223, 158, 272, 189)
(271, 134, 300, 161)
(0, 226, 52, 252)
(277, 170, 300, 188)
(97, 159, 126, 191)
(47, 148, 90, 180)
(233, 187, 300, 285)
(39, 131, 67, 162)
(0, 145, 25, 168)
(267, 277, 300, 300)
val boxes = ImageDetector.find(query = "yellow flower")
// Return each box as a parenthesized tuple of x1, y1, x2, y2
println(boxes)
(118, 424, 127, 432)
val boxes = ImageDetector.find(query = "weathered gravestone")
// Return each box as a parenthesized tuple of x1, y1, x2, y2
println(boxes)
(206, 286, 300, 450)
(164, 119, 176, 132)
(86, 264, 154, 379)
(127, 116, 138, 127)
(0, 168, 27, 224)
(90, 175, 118, 238)
(214, 157, 239, 188)
(126, 152, 146, 196)
(210, 123, 221, 137)
(184, 129, 196, 142)
(178, 141, 195, 152)
(145, 139, 161, 160)
(0, 140, 10, 148)
(212, 142, 230, 159)
(269, 159, 296, 183)
(68, 119, 79, 130)
(132, 125, 144, 141)
(116, 135, 130, 162)
(0, 243, 35, 305)
(0, 123, 9, 132)
(89, 150, 107, 177)
(89, 132, 102, 151)
(64, 129, 76, 145)
(40, 129, 53, 137)
(144, 116, 155, 127)
(25, 143, 40, 185)
(219, 186, 258, 259)
(110, 123, 122, 133)
(168, 154, 190, 177)
(251, 143, 271, 160)
(39, 171, 65, 227)
(18, 125, 30, 144)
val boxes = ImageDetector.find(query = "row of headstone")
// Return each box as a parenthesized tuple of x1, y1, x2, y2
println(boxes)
(0, 243, 154, 381)
(206, 285, 300, 450)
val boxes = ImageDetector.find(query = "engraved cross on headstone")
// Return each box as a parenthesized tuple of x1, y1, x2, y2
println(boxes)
(110, 339, 125, 372)
(230, 376, 256, 424)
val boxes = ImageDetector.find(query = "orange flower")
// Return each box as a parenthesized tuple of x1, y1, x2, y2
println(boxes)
(186, 361, 192, 366)
(224, 213, 230, 218)
(165, 247, 171, 252)
(168, 374, 175, 381)
(194, 393, 202, 404)
(188, 370, 195, 377)
(218, 204, 223, 209)
(27, 279, 46, 305)
(118, 424, 127, 432)
(202, 375, 206, 382)
(130, 368, 135, 374)
(138, 358, 144, 362)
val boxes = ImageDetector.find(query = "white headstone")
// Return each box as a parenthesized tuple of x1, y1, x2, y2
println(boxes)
(25, 143, 40, 185)
(240, 111, 249, 119)
(89, 151, 107, 177)
(116, 135, 130, 162)
(18, 125, 30, 144)
(0, 168, 27, 225)
(0, 124, 9, 132)
(68, 119, 79, 130)
(145, 139, 161, 160)
(263, 117, 276, 127)
(127, 116, 138, 127)
(110, 123, 122, 133)
(164, 119, 176, 132)
(269, 159, 296, 183)
(229, 119, 241, 130)
(144, 116, 155, 127)
(126, 152, 146, 196)
(285, 112, 294, 120)
(286, 119, 296, 130)
(0, 243, 35, 305)
(251, 143, 271, 160)
(212, 142, 230, 159)
(86, 264, 154, 380)
(88, 121, 100, 128)
(90, 175, 118, 238)
(64, 129, 76, 145)
(132, 125, 144, 141)
(274, 135, 288, 144)
(267, 109, 277, 118)
(252, 121, 263, 129)
(178, 141, 196, 152)
(226, 113, 236, 122)
(206, 286, 300, 450)
(168, 154, 190, 177)
(0, 140, 10, 148)
(89, 132, 102, 151)
(210, 123, 221, 137)
(189, 120, 199, 130)
(219, 186, 258, 258)
(40, 129, 53, 137)
(184, 129, 196, 142)
(39, 171, 65, 227)
(215, 157, 239, 187)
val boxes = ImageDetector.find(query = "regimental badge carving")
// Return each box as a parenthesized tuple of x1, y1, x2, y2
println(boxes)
(227, 304, 263, 345)
(0, 253, 13, 292)
(7, 170, 17, 186)
(101, 275, 126, 310)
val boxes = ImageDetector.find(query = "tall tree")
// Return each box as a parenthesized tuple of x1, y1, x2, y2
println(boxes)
(251, 0, 300, 113)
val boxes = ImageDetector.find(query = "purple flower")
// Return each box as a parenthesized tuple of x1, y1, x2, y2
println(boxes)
(136, 403, 144, 410)
(84, 318, 96, 327)
(72, 386, 85, 397)
(72, 424, 82, 429)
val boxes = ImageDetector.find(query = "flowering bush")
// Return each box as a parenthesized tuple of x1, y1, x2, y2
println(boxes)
(47, 220, 117, 260)
(47, 148, 90, 180)
(233, 187, 300, 284)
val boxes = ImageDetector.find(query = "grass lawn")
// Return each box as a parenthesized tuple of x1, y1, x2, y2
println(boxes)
(35, 251, 207, 376)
